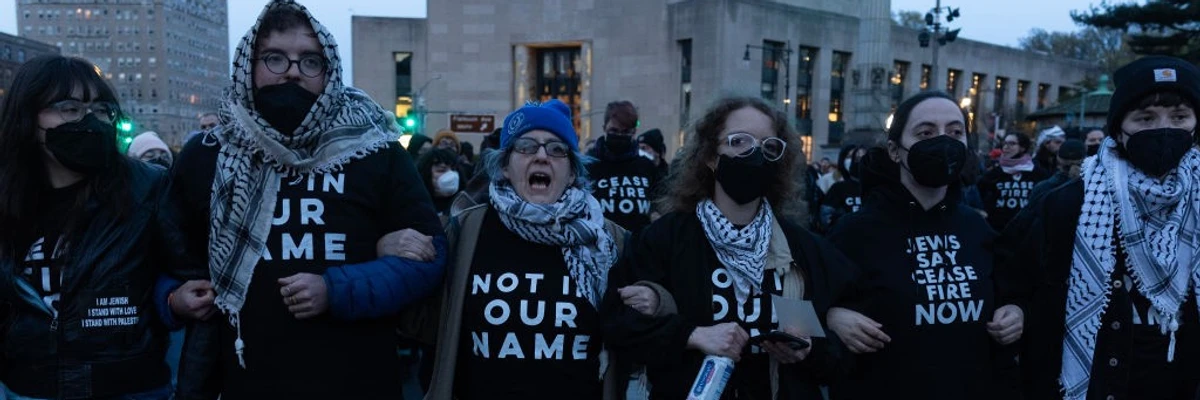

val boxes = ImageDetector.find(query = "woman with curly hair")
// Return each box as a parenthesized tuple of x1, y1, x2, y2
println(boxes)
(603, 96, 854, 399)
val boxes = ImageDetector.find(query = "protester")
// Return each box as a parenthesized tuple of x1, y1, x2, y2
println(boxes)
(184, 112, 221, 144)
(1084, 127, 1105, 156)
(407, 99, 668, 399)
(979, 131, 1051, 231)
(169, 2, 447, 398)
(1028, 138, 1084, 204)
(128, 131, 174, 168)
(1034, 126, 1066, 171)
(819, 144, 865, 233)
(586, 101, 663, 233)
(458, 141, 476, 174)
(0, 54, 181, 399)
(433, 129, 461, 154)
(1002, 55, 1200, 400)
(416, 148, 462, 216)
(637, 128, 670, 178)
(407, 132, 433, 160)
(825, 91, 1024, 399)
(604, 96, 851, 399)
(816, 157, 839, 194)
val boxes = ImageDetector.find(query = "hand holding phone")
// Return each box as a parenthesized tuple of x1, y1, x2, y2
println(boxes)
(748, 330, 810, 351)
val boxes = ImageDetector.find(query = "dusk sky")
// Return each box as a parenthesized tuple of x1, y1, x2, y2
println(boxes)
(1, 0, 1115, 83)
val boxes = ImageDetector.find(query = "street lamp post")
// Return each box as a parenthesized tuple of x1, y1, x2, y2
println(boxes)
(743, 42, 794, 118)
(1078, 74, 1113, 128)
(918, 1, 961, 90)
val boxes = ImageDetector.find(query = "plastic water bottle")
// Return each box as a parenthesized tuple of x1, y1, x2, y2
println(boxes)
(686, 355, 735, 400)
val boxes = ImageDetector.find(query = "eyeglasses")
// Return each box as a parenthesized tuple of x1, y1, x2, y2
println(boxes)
(45, 100, 119, 124)
(724, 132, 787, 161)
(255, 51, 327, 78)
(512, 137, 571, 158)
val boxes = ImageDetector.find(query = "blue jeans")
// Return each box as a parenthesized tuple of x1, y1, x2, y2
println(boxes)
(1, 382, 172, 400)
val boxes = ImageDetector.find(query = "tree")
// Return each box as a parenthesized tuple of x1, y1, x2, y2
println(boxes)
(893, 10, 926, 30)
(1018, 27, 1135, 79)
(1072, 0, 1200, 62)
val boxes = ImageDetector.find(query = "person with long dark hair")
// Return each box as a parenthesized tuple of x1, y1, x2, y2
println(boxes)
(604, 97, 853, 399)
(0, 55, 181, 399)
(979, 131, 1051, 231)
(825, 91, 1024, 399)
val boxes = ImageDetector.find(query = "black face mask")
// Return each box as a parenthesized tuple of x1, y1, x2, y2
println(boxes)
(44, 114, 117, 174)
(900, 135, 967, 188)
(254, 82, 318, 135)
(605, 134, 635, 155)
(715, 149, 776, 205)
(1122, 128, 1195, 176)
(1087, 144, 1101, 157)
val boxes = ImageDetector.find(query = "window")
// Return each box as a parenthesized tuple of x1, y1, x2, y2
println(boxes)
(1037, 83, 1050, 110)
(994, 77, 1008, 112)
(536, 47, 583, 130)
(830, 51, 851, 144)
(1016, 80, 1030, 116)
(946, 69, 962, 96)
(679, 39, 692, 128)
(891, 60, 909, 109)
(760, 40, 784, 102)
(795, 46, 818, 135)
(968, 73, 985, 131)
(393, 52, 412, 117)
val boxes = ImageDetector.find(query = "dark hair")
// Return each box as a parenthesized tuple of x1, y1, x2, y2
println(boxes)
(604, 101, 638, 130)
(1006, 132, 1033, 156)
(661, 97, 805, 218)
(460, 141, 475, 163)
(416, 148, 459, 194)
(0, 55, 130, 259)
(482, 128, 502, 151)
(887, 91, 960, 142)
(257, 7, 312, 40)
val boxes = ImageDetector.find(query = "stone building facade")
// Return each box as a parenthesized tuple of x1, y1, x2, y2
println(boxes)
(0, 32, 59, 104)
(353, 0, 1096, 160)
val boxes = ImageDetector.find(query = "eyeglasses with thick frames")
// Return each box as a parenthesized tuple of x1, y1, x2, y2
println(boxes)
(45, 100, 119, 124)
(724, 132, 787, 161)
(256, 51, 327, 78)
(512, 137, 571, 158)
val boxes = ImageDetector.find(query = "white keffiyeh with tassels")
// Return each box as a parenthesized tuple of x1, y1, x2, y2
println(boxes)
(206, 0, 401, 368)
(696, 199, 774, 305)
(1060, 137, 1200, 400)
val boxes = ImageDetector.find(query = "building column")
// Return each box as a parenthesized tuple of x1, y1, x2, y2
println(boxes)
(811, 47, 833, 152)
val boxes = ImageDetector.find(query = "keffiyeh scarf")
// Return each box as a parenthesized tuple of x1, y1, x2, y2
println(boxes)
(488, 181, 617, 308)
(207, 0, 400, 367)
(696, 199, 774, 305)
(1060, 137, 1200, 399)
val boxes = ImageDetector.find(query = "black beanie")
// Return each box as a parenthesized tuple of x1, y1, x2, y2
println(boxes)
(638, 128, 666, 156)
(1106, 56, 1200, 135)
(1056, 138, 1086, 161)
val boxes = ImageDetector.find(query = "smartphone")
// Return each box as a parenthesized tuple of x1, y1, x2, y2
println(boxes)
(748, 330, 810, 351)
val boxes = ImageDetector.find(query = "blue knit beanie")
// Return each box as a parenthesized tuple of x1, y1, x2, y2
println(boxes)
(501, 99, 578, 150)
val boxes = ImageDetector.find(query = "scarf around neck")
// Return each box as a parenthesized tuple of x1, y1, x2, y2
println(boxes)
(488, 181, 617, 308)
(1060, 137, 1200, 399)
(999, 154, 1035, 174)
(697, 199, 774, 305)
(207, 0, 401, 367)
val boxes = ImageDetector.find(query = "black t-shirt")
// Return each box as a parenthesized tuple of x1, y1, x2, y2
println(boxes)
(455, 209, 602, 400)
(1121, 272, 1199, 397)
(710, 263, 784, 400)
(19, 181, 85, 318)
(586, 157, 661, 234)
(173, 137, 441, 399)
(821, 180, 862, 230)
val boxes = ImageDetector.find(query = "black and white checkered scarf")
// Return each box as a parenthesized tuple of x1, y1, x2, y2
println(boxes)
(488, 181, 616, 308)
(207, 0, 400, 367)
(1061, 137, 1200, 399)
(696, 199, 774, 305)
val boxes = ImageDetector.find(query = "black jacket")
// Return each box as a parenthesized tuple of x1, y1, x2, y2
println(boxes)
(998, 180, 1200, 400)
(0, 160, 185, 399)
(826, 180, 1022, 400)
(979, 166, 1052, 231)
(602, 210, 853, 399)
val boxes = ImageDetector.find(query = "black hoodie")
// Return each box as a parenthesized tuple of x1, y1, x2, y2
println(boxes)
(586, 136, 663, 233)
(825, 149, 1020, 400)
(819, 146, 863, 233)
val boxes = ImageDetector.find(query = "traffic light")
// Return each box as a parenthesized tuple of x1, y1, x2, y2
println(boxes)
(115, 117, 135, 153)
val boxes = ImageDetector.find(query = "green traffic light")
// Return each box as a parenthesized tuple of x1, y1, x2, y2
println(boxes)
(123, 137, 133, 144)
(403, 118, 416, 128)
(118, 120, 133, 132)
